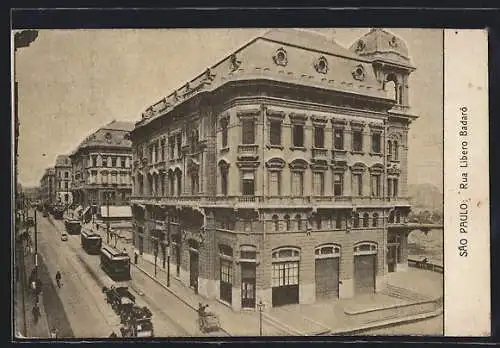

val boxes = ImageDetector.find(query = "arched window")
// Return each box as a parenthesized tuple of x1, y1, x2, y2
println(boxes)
(315, 244, 341, 259)
(272, 215, 279, 232)
(272, 247, 300, 288)
(393, 141, 399, 161)
(315, 214, 322, 230)
(353, 241, 378, 255)
(389, 211, 395, 223)
(284, 215, 291, 231)
(388, 141, 393, 161)
(353, 213, 360, 228)
(372, 213, 379, 227)
(295, 214, 302, 231)
(385, 74, 398, 101)
(363, 213, 369, 227)
(335, 214, 342, 229)
(396, 211, 402, 223)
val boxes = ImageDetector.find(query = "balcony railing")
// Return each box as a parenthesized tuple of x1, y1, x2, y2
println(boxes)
(312, 148, 329, 160)
(237, 144, 259, 156)
(130, 195, 410, 208)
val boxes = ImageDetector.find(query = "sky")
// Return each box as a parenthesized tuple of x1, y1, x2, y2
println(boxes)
(14, 28, 443, 191)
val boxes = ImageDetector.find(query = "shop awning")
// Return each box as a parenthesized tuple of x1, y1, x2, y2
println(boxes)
(100, 206, 132, 219)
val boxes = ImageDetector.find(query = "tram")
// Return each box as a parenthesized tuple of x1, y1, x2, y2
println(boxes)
(100, 246, 131, 281)
(81, 228, 102, 254)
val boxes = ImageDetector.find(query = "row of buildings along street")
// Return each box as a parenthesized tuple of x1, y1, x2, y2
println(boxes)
(14, 28, 444, 338)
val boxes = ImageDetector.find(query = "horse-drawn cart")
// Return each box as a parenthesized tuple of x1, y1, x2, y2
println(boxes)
(198, 312, 221, 333)
(102, 285, 136, 315)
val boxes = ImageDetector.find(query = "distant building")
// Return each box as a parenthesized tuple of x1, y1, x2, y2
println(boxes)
(22, 186, 41, 203)
(54, 154, 73, 205)
(69, 120, 135, 210)
(40, 167, 56, 205)
(130, 28, 417, 310)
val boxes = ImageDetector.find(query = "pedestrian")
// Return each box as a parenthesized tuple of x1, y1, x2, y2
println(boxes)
(134, 251, 139, 265)
(32, 304, 40, 324)
(55, 270, 62, 288)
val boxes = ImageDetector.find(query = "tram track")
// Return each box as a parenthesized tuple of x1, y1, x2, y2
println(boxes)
(47, 216, 231, 337)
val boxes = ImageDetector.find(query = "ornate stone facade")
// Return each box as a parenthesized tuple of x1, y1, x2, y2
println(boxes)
(130, 28, 418, 310)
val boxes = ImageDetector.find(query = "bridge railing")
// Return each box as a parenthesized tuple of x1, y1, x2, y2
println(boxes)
(408, 257, 443, 274)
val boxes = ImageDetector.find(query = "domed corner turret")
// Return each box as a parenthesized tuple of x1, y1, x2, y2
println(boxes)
(349, 28, 414, 70)
(350, 28, 416, 111)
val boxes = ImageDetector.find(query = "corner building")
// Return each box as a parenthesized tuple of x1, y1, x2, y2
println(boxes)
(70, 120, 135, 209)
(130, 28, 417, 310)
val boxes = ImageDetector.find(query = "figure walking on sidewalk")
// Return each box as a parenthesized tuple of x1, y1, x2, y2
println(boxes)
(32, 303, 40, 324)
(55, 270, 62, 288)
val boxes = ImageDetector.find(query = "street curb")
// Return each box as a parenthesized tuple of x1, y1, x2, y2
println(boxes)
(131, 263, 197, 310)
(131, 263, 233, 337)
(329, 307, 444, 335)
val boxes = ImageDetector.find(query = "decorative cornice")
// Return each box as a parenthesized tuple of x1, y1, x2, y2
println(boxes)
(236, 108, 260, 119)
(265, 157, 286, 170)
(289, 112, 308, 124)
(236, 161, 260, 169)
(266, 108, 285, 120)
(311, 114, 328, 126)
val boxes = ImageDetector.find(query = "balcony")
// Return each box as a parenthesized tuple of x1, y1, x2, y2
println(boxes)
(312, 148, 329, 161)
(130, 194, 406, 209)
(237, 144, 259, 161)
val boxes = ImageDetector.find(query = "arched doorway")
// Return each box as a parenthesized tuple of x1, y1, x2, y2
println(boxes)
(353, 242, 378, 295)
(315, 244, 341, 300)
(272, 247, 300, 306)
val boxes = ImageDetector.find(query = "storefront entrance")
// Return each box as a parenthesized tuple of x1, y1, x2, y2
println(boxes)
(188, 239, 199, 292)
(353, 242, 378, 296)
(314, 244, 341, 300)
(241, 263, 256, 308)
(271, 247, 300, 307)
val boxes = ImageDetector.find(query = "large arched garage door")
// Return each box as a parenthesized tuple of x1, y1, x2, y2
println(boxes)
(272, 247, 300, 307)
(353, 242, 378, 295)
(315, 244, 341, 300)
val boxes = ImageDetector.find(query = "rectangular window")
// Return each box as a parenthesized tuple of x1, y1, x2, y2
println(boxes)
(314, 127, 325, 148)
(313, 172, 324, 196)
(352, 129, 363, 152)
(272, 262, 299, 287)
(176, 134, 182, 158)
(292, 124, 304, 147)
(161, 140, 165, 161)
(221, 119, 228, 148)
(334, 128, 344, 150)
(220, 259, 232, 284)
(269, 120, 281, 146)
(372, 133, 381, 153)
(64, 171, 69, 178)
(387, 178, 393, 197)
(268, 171, 281, 196)
(221, 170, 228, 196)
(393, 178, 399, 197)
(111, 157, 117, 167)
(352, 173, 363, 196)
(169, 137, 175, 159)
(242, 119, 255, 144)
(371, 175, 381, 197)
(92, 155, 97, 167)
(333, 174, 343, 196)
(242, 172, 255, 195)
(291, 172, 304, 196)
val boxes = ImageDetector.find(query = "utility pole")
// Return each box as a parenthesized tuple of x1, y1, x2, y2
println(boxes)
(154, 241, 158, 277)
(34, 208, 38, 287)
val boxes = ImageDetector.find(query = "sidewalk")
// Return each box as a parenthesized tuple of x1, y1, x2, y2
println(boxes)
(106, 235, 442, 336)
(17, 239, 51, 338)
(102, 236, 287, 336)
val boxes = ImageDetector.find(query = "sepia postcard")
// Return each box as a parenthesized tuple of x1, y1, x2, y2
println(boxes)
(11, 27, 490, 339)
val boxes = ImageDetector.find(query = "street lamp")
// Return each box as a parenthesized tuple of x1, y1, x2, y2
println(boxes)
(166, 214, 171, 287)
(154, 240, 158, 277)
(257, 300, 265, 336)
(106, 192, 110, 245)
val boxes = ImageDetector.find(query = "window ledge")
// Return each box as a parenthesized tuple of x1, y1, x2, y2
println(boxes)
(388, 159, 401, 163)
(220, 147, 230, 153)
(333, 149, 347, 153)
(351, 151, 365, 155)
(369, 152, 383, 157)
(266, 144, 284, 150)
(290, 146, 307, 151)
